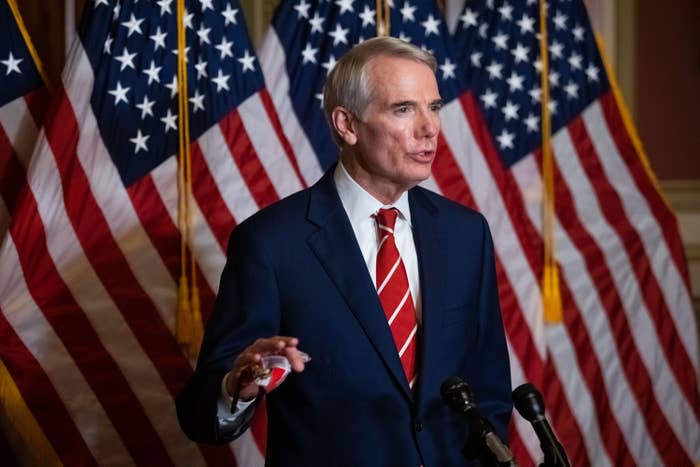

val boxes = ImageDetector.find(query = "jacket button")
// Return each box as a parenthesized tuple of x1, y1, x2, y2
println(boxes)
(414, 421, 423, 432)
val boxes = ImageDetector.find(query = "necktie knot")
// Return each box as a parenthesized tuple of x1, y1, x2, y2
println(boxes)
(376, 208, 398, 231)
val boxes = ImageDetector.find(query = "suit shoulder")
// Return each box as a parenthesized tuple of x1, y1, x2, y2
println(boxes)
(233, 188, 312, 240)
(412, 186, 488, 227)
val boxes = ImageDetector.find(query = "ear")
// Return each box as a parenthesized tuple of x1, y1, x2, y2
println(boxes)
(331, 106, 358, 146)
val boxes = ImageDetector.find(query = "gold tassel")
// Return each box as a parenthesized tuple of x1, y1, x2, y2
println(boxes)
(176, 275, 192, 347)
(189, 285, 204, 357)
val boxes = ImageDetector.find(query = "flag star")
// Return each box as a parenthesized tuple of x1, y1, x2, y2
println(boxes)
(160, 108, 177, 132)
(309, 12, 325, 33)
(486, 0, 495, 8)
(421, 14, 441, 36)
(194, 57, 208, 79)
(200, 0, 214, 11)
(301, 43, 318, 64)
(335, 0, 354, 14)
(94, 0, 109, 6)
(553, 11, 568, 30)
(524, 113, 539, 132)
(143, 60, 162, 84)
(136, 95, 155, 119)
(197, 25, 211, 44)
(502, 100, 520, 121)
(568, 52, 583, 70)
(549, 70, 560, 87)
(114, 47, 137, 71)
(439, 58, 456, 79)
(112, 2, 121, 20)
(321, 54, 338, 75)
(497, 129, 515, 149)
(470, 51, 482, 68)
(171, 46, 191, 62)
(573, 24, 585, 42)
(400, 1, 416, 22)
(150, 27, 168, 50)
(498, 2, 513, 21)
(480, 89, 498, 109)
(329, 23, 350, 46)
(511, 42, 529, 63)
(585, 63, 600, 82)
(104, 36, 114, 54)
(517, 14, 535, 34)
(564, 80, 579, 99)
(534, 58, 542, 74)
(526, 0, 537, 5)
(529, 86, 541, 103)
(506, 71, 524, 92)
(315, 92, 324, 108)
(221, 3, 238, 25)
(165, 75, 178, 98)
(294, 0, 311, 19)
(359, 5, 375, 27)
(547, 99, 558, 115)
(398, 32, 411, 43)
(492, 31, 509, 50)
(215, 37, 234, 59)
(479, 23, 488, 39)
(108, 81, 130, 105)
(130, 130, 150, 154)
(460, 8, 478, 27)
(212, 69, 230, 91)
(549, 40, 564, 59)
(486, 60, 503, 80)
(121, 13, 144, 36)
(1, 52, 22, 75)
(157, 0, 173, 15)
(238, 49, 256, 72)
(183, 9, 194, 29)
(189, 90, 205, 112)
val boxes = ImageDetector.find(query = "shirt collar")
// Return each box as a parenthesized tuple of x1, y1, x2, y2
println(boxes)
(334, 161, 412, 226)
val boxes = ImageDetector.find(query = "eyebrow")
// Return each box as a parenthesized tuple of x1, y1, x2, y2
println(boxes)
(389, 99, 444, 108)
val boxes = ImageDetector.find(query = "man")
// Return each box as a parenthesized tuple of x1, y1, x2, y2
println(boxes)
(177, 37, 512, 466)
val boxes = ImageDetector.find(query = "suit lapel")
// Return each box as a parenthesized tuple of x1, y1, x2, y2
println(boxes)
(409, 188, 448, 408)
(305, 170, 413, 401)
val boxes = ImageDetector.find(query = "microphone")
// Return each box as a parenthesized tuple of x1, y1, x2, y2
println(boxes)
(441, 376, 517, 467)
(512, 383, 570, 467)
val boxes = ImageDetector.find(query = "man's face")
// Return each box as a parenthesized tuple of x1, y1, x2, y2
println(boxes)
(343, 55, 442, 203)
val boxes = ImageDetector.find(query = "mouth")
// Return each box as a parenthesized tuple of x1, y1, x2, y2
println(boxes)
(409, 150, 436, 162)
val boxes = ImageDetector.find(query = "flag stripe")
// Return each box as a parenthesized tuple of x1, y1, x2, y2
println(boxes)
(191, 141, 237, 251)
(549, 151, 675, 464)
(258, 30, 324, 185)
(6, 181, 152, 465)
(598, 94, 692, 292)
(0, 127, 24, 216)
(0, 303, 98, 466)
(219, 109, 279, 209)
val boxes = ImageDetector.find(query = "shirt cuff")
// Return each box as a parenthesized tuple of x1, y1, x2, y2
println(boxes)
(217, 372, 256, 426)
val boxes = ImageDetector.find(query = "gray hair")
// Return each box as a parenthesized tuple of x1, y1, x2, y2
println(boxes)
(322, 36, 437, 145)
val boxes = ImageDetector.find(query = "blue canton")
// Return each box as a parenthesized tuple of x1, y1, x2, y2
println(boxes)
(81, 0, 264, 187)
(452, 0, 609, 167)
(0, 0, 44, 107)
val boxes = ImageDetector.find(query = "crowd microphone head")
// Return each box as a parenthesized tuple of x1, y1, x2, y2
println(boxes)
(512, 383, 546, 421)
(440, 376, 475, 414)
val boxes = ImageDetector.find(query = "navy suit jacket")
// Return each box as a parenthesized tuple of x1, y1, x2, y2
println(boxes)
(176, 168, 512, 466)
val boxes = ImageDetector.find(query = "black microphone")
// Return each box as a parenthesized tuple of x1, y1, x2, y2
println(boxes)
(441, 376, 517, 467)
(512, 383, 570, 467)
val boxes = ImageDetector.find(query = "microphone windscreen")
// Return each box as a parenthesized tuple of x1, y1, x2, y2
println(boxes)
(512, 383, 545, 421)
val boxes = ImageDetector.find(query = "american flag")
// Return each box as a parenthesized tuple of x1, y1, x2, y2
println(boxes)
(0, 0, 49, 240)
(260, 0, 700, 466)
(0, 0, 300, 465)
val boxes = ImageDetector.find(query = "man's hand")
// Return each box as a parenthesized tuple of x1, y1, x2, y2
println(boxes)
(226, 336, 306, 402)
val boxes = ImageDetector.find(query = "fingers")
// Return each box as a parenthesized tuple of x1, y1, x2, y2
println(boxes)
(283, 346, 307, 373)
(229, 336, 305, 394)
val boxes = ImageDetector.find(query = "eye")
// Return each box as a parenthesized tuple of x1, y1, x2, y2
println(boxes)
(430, 102, 443, 112)
(396, 105, 409, 113)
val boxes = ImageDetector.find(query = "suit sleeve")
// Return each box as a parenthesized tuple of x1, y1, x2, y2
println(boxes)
(471, 214, 513, 443)
(176, 222, 280, 444)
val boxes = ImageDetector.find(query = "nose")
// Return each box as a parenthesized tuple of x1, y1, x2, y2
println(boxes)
(416, 106, 440, 139)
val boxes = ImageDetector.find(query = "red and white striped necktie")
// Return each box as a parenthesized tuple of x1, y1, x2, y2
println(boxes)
(375, 208, 418, 387)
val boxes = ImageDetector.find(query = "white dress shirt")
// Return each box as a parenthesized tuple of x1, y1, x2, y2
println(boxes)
(218, 161, 423, 423)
